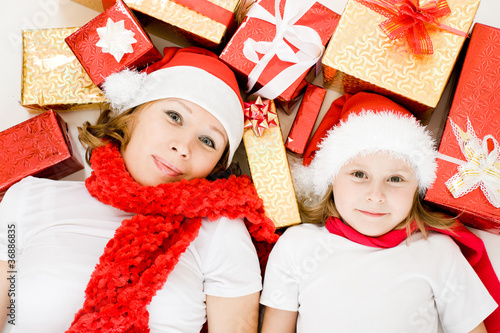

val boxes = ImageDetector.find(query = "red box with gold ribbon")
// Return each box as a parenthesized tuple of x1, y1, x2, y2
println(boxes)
(285, 83, 326, 155)
(424, 23, 500, 232)
(220, 0, 340, 102)
(322, 0, 479, 118)
(243, 98, 301, 228)
(0, 110, 84, 201)
(65, 0, 162, 87)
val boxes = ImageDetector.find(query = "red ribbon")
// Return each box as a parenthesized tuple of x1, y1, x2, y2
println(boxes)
(244, 97, 278, 137)
(356, 0, 467, 55)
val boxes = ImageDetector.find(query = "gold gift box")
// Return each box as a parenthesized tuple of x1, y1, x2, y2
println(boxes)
(71, 0, 241, 50)
(21, 27, 107, 114)
(322, 0, 479, 117)
(243, 100, 302, 228)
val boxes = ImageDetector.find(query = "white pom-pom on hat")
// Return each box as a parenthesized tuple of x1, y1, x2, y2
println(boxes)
(102, 68, 147, 112)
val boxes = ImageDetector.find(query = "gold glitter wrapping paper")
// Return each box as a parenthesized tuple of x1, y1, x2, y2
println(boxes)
(71, 0, 241, 49)
(322, 0, 480, 116)
(21, 27, 107, 114)
(243, 101, 302, 228)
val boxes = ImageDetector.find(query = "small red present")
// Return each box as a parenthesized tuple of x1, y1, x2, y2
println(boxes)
(424, 23, 500, 232)
(0, 110, 84, 201)
(285, 83, 326, 155)
(220, 0, 340, 102)
(65, 0, 162, 87)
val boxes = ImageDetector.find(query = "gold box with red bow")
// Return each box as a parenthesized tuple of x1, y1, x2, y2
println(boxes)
(243, 98, 301, 228)
(71, 0, 243, 51)
(21, 27, 107, 114)
(220, 0, 340, 102)
(322, 0, 479, 118)
(424, 23, 500, 232)
(65, 0, 162, 88)
(0, 110, 84, 201)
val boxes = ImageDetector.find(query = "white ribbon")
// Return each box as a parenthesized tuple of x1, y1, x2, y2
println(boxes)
(96, 18, 137, 63)
(243, 0, 324, 100)
(441, 117, 500, 208)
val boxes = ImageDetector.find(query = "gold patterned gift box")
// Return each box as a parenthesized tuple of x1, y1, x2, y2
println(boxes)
(21, 27, 107, 114)
(71, 0, 243, 51)
(322, 0, 480, 118)
(243, 98, 301, 228)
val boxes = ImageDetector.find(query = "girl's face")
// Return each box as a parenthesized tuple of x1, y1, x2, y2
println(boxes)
(332, 152, 418, 237)
(122, 98, 228, 186)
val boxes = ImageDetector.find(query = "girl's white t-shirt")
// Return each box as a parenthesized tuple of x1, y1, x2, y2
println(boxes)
(0, 176, 262, 333)
(260, 223, 497, 333)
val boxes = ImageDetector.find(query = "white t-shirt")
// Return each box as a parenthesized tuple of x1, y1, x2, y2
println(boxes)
(0, 177, 262, 333)
(260, 223, 497, 333)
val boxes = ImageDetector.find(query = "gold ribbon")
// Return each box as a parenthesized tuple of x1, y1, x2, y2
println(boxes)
(443, 118, 500, 208)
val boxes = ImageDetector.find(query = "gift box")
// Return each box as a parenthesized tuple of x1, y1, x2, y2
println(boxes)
(220, 0, 340, 102)
(21, 27, 107, 114)
(0, 110, 84, 201)
(243, 98, 301, 228)
(424, 23, 500, 231)
(65, 0, 162, 87)
(71, 0, 243, 51)
(285, 83, 326, 155)
(322, 0, 479, 118)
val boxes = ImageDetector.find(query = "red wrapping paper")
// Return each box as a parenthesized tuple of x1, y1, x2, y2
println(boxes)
(65, 0, 162, 87)
(424, 23, 500, 232)
(220, 0, 340, 102)
(0, 110, 84, 201)
(285, 83, 326, 155)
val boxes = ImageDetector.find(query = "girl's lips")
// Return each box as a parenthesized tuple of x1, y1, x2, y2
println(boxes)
(358, 210, 387, 217)
(152, 155, 183, 177)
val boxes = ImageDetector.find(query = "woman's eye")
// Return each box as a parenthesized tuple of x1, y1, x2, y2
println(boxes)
(199, 136, 215, 148)
(389, 176, 403, 183)
(166, 111, 182, 123)
(353, 171, 366, 178)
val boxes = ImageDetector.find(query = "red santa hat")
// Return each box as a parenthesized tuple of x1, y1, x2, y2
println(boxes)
(102, 46, 244, 166)
(292, 92, 437, 206)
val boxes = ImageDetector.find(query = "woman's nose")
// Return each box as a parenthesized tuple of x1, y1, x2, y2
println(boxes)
(169, 140, 191, 159)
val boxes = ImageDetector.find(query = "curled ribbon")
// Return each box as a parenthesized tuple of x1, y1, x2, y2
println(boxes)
(244, 97, 278, 137)
(440, 118, 500, 208)
(356, 0, 467, 55)
(243, 0, 324, 99)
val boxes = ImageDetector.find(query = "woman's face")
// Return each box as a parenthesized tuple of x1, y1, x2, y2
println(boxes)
(332, 152, 418, 237)
(122, 98, 228, 186)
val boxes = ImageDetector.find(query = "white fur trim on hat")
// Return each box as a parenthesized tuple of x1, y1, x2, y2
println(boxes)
(102, 66, 244, 166)
(292, 110, 437, 206)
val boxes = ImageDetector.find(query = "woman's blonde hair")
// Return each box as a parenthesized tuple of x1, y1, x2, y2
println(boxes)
(299, 186, 456, 239)
(78, 105, 236, 179)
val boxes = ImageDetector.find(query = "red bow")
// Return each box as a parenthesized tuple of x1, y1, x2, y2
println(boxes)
(244, 97, 278, 137)
(356, 0, 467, 55)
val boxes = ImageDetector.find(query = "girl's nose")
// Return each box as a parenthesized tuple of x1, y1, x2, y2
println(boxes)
(366, 181, 385, 203)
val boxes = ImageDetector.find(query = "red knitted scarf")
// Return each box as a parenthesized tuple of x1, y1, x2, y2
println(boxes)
(66, 143, 278, 332)
(326, 216, 500, 332)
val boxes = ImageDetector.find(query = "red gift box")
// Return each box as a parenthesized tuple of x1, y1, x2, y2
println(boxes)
(65, 0, 162, 87)
(220, 0, 339, 102)
(0, 110, 84, 201)
(285, 83, 326, 155)
(424, 23, 500, 232)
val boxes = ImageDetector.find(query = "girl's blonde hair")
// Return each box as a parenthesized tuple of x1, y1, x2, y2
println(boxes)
(78, 105, 235, 179)
(299, 187, 456, 239)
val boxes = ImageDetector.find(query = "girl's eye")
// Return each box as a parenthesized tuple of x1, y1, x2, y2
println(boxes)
(166, 111, 182, 123)
(353, 171, 366, 179)
(199, 136, 215, 148)
(389, 176, 403, 183)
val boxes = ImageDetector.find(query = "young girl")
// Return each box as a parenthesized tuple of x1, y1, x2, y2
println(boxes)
(260, 92, 500, 333)
(0, 47, 277, 333)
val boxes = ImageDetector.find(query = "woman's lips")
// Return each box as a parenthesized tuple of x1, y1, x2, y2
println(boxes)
(358, 210, 387, 217)
(152, 155, 183, 177)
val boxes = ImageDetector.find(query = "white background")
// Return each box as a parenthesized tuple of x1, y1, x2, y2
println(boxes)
(1, 1, 500, 263)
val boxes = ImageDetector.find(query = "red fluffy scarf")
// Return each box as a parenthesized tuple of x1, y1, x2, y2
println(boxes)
(66, 143, 278, 332)
(326, 216, 500, 332)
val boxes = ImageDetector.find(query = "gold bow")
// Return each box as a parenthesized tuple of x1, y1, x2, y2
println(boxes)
(244, 97, 278, 137)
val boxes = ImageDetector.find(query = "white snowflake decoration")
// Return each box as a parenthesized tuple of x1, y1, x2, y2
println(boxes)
(96, 18, 137, 62)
